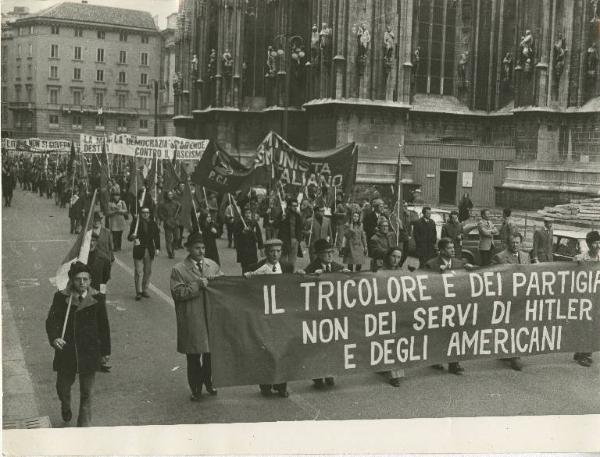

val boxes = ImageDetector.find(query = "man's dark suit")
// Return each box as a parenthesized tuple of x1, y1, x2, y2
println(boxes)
(234, 220, 264, 273)
(413, 217, 437, 268)
(86, 249, 111, 293)
(128, 217, 161, 260)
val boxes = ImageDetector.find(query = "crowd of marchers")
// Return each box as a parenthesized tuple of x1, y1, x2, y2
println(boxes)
(2, 154, 597, 427)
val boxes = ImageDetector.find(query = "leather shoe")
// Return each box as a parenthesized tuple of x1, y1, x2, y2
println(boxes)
(135, 294, 142, 301)
(141, 291, 150, 298)
(325, 377, 335, 386)
(61, 406, 72, 422)
(313, 378, 325, 389)
(431, 364, 445, 371)
(276, 388, 289, 398)
(448, 362, 464, 375)
(509, 358, 523, 371)
(576, 356, 593, 367)
(389, 377, 401, 387)
(205, 384, 218, 396)
(259, 387, 272, 397)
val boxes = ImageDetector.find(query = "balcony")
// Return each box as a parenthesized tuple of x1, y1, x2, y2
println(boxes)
(60, 104, 141, 116)
(8, 101, 34, 110)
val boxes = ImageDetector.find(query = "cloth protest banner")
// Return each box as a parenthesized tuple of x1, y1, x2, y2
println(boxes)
(2, 138, 72, 153)
(190, 141, 258, 193)
(79, 134, 209, 160)
(252, 131, 358, 197)
(207, 262, 600, 387)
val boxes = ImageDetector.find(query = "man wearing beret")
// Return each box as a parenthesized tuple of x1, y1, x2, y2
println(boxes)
(573, 230, 600, 367)
(170, 232, 223, 401)
(245, 239, 293, 397)
(128, 206, 161, 301)
(45, 262, 111, 426)
(299, 239, 349, 388)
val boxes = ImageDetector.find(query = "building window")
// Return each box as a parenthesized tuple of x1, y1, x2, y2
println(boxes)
(117, 118, 127, 131)
(440, 158, 459, 170)
(49, 66, 59, 79)
(15, 85, 22, 101)
(27, 64, 32, 79)
(26, 85, 32, 101)
(73, 90, 82, 105)
(97, 30, 105, 39)
(97, 48, 104, 62)
(140, 73, 148, 85)
(119, 32, 128, 42)
(139, 119, 148, 129)
(118, 71, 126, 83)
(28, 43, 33, 57)
(29, 25, 35, 34)
(49, 88, 58, 104)
(119, 51, 127, 64)
(141, 52, 148, 66)
(141, 34, 149, 44)
(96, 116, 104, 128)
(49, 114, 59, 125)
(118, 93, 126, 108)
(50, 44, 59, 58)
(16, 65, 21, 81)
(74, 46, 82, 60)
(1, 65, 6, 82)
(51, 25, 60, 35)
(17, 44, 22, 59)
(139, 95, 147, 110)
(72, 114, 82, 128)
(96, 92, 104, 107)
(74, 28, 83, 37)
(73, 68, 82, 80)
(96, 69, 104, 81)
(478, 160, 494, 173)
(414, 0, 458, 95)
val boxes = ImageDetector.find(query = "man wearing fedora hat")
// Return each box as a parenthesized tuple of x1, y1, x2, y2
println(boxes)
(170, 232, 223, 401)
(245, 238, 293, 397)
(45, 261, 111, 426)
(298, 238, 348, 388)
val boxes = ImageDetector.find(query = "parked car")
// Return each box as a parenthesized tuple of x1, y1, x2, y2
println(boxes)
(551, 229, 589, 261)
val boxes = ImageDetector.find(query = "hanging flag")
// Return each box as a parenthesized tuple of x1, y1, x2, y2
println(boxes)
(68, 142, 76, 177)
(163, 157, 181, 193)
(54, 189, 98, 290)
(80, 153, 89, 179)
(127, 160, 144, 197)
(178, 180, 194, 230)
(145, 153, 158, 200)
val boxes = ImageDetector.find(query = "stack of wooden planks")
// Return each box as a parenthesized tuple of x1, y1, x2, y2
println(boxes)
(537, 198, 600, 225)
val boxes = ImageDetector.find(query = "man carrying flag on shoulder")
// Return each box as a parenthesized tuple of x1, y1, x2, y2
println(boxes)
(128, 207, 160, 301)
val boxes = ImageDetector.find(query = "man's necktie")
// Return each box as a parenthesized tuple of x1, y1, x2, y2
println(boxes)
(197, 261, 203, 272)
(272, 264, 277, 273)
(326, 264, 331, 273)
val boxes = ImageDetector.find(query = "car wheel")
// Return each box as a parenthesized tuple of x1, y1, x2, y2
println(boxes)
(461, 253, 474, 265)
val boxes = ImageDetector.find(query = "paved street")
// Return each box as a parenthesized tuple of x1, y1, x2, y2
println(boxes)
(2, 188, 599, 428)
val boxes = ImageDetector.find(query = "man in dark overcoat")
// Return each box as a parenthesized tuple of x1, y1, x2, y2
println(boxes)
(233, 206, 264, 273)
(413, 206, 437, 268)
(45, 262, 111, 427)
(128, 206, 161, 300)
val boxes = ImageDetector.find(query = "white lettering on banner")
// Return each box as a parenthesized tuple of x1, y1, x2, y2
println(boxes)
(79, 133, 209, 160)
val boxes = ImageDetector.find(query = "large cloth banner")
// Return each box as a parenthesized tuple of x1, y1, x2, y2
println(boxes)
(2, 138, 71, 153)
(254, 131, 358, 196)
(79, 134, 209, 160)
(207, 262, 600, 387)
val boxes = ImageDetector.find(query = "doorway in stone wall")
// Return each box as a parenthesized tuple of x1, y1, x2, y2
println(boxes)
(439, 171, 457, 204)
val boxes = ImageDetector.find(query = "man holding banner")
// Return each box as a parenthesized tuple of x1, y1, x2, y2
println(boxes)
(170, 232, 223, 401)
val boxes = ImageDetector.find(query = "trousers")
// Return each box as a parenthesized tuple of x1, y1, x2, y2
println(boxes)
(164, 226, 179, 256)
(56, 370, 96, 427)
(133, 250, 153, 294)
(186, 353, 213, 394)
(282, 238, 298, 269)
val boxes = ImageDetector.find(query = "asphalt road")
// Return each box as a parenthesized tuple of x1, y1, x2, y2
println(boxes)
(2, 189, 599, 428)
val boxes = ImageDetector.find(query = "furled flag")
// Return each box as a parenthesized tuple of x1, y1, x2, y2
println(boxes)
(54, 189, 98, 291)
(68, 142, 76, 177)
(127, 159, 145, 197)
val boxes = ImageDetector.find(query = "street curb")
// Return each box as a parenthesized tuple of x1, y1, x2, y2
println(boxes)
(2, 283, 44, 426)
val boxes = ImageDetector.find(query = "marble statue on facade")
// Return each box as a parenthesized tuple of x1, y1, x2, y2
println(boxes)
(191, 54, 199, 80)
(173, 72, 182, 94)
(319, 22, 332, 62)
(310, 24, 320, 66)
(207, 49, 217, 79)
(265, 46, 277, 77)
(357, 24, 370, 71)
(222, 49, 233, 77)
(586, 45, 598, 79)
(383, 25, 395, 71)
(457, 51, 469, 87)
(412, 46, 421, 74)
(552, 35, 567, 84)
(502, 52, 513, 83)
(591, 0, 600, 22)
(518, 29, 534, 72)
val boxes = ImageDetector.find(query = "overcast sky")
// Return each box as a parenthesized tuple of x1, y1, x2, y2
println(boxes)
(1, 0, 179, 29)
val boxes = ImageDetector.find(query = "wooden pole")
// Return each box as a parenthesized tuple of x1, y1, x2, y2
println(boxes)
(60, 295, 73, 340)
(229, 193, 248, 229)
(396, 136, 404, 246)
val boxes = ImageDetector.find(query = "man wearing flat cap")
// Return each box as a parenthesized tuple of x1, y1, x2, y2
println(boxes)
(573, 230, 600, 368)
(170, 232, 223, 401)
(245, 238, 293, 398)
(299, 238, 348, 389)
(45, 261, 111, 426)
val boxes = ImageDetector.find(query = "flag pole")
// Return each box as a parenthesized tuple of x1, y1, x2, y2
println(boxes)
(229, 193, 248, 229)
(396, 135, 404, 246)
(60, 295, 73, 339)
